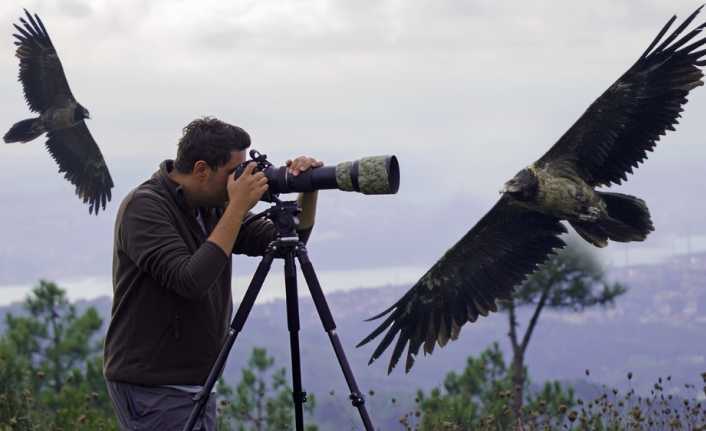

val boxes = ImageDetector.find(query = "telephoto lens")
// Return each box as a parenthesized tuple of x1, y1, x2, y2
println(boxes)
(234, 150, 399, 200)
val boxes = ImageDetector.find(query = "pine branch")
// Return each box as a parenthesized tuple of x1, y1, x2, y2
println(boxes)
(507, 300, 521, 356)
(520, 286, 550, 354)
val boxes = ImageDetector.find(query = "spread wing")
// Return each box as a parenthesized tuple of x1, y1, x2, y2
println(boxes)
(536, 7, 706, 187)
(357, 197, 566, 373)
(12, 9, 75, 113)
(45, 122, 114, 214)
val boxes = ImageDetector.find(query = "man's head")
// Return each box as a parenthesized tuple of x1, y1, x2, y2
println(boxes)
(173, 117, 250, 207)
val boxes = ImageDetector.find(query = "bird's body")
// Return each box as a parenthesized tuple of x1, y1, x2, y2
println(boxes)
(11, 101, 86, 144)
(505, 162, 653, 247)
(4, 9, 112, 214)
(513, 165, 601, 220)
(360, 6, 705, 374)
(40, 101, 85, 132)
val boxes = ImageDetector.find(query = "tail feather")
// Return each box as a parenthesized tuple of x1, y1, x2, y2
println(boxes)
(572, 222, 609, 248)
(600, 192, 654, 241)
(571, 192, 654, 247)
(4, 118, 44, 143)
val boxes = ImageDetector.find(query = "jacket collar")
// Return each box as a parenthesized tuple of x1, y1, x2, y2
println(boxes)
(155, 159, 191, 212)
(153, 160, 221, 234)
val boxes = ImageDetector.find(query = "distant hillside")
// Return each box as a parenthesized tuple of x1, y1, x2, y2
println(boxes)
(1, 252, 704, 430)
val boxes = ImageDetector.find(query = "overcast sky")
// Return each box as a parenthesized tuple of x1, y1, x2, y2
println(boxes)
(1, 1, 706, 297)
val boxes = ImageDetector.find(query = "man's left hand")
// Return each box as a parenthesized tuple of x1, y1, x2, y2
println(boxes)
(286, 156, 323, 176)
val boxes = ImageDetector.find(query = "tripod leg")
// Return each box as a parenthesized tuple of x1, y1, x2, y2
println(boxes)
(296, 246, 375, 431)
(183, 252, 275, 431)
(284, 252, 306, 431)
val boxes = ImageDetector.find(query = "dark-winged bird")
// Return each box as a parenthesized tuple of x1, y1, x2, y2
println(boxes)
(4, 9, 113, 214)
(359, 7, 706, 373)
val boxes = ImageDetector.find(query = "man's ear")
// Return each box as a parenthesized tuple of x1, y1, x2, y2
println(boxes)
(192, 160, 212, 180)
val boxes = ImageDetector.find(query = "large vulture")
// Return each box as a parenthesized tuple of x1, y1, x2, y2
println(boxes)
(359, 7, 706, 373)
(4, 9, 113, 214)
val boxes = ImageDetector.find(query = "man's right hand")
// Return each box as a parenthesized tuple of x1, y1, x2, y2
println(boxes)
(227, 162, 268, 216)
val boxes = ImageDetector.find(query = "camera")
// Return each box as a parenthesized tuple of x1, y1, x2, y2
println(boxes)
(234, 150, 400, 202)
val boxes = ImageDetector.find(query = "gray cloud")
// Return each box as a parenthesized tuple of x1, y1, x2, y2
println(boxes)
(56, 0, 93, 18)
(1, 1, 706, 284)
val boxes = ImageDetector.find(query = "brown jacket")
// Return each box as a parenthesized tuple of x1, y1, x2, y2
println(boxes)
(104, 160, 304, 385)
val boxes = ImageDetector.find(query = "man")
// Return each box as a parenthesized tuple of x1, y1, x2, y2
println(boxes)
(103, 117, 322, 430)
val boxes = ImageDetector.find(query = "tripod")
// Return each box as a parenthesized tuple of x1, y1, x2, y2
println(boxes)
(183, 199, 374, 431)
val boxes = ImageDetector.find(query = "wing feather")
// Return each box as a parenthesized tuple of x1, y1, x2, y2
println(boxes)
(357, 197, 566, 373)
(45, 122, 114, 214)
(537, 7, 706, 186)
(13, 9, 74, 113)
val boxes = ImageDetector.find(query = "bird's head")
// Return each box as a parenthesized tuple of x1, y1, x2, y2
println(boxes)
(501, 168, 539, 201)
(74, 104, 90, 121)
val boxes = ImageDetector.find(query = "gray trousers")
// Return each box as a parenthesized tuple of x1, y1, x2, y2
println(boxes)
(106, 380, 217, 431)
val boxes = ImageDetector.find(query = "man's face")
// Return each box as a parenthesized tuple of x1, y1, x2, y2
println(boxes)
(200, 149, 247, 207)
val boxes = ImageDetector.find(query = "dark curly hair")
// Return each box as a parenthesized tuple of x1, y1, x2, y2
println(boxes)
(174, 117, 251, 173)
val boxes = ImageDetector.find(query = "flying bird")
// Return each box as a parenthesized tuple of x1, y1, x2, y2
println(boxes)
(4, 9, 113, 214)
(359, 7, 706, 374)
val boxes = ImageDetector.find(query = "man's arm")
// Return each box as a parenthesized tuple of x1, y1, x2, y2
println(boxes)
(210, 162, 269, 256)
(122, 193, 230, 301)
(122, 163, 267, 301)
(296, 191, 318, 231)
(289, 156, 322, 242)
(207, 203, 249, 256)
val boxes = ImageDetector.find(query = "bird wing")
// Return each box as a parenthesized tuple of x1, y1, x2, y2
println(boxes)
(45, 122, 114, 214)
(12, 9, 75, 113)
(357, 196, 566, 373)
(536, 7, 706, 187)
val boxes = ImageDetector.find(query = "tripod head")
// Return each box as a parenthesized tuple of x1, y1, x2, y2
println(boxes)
(244, 198, 302, 243)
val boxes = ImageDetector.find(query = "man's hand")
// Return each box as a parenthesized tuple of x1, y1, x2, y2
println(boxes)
(227, 162, 268, 216)
(286, 156, 324, 176)
(209, 163, 268, 256)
